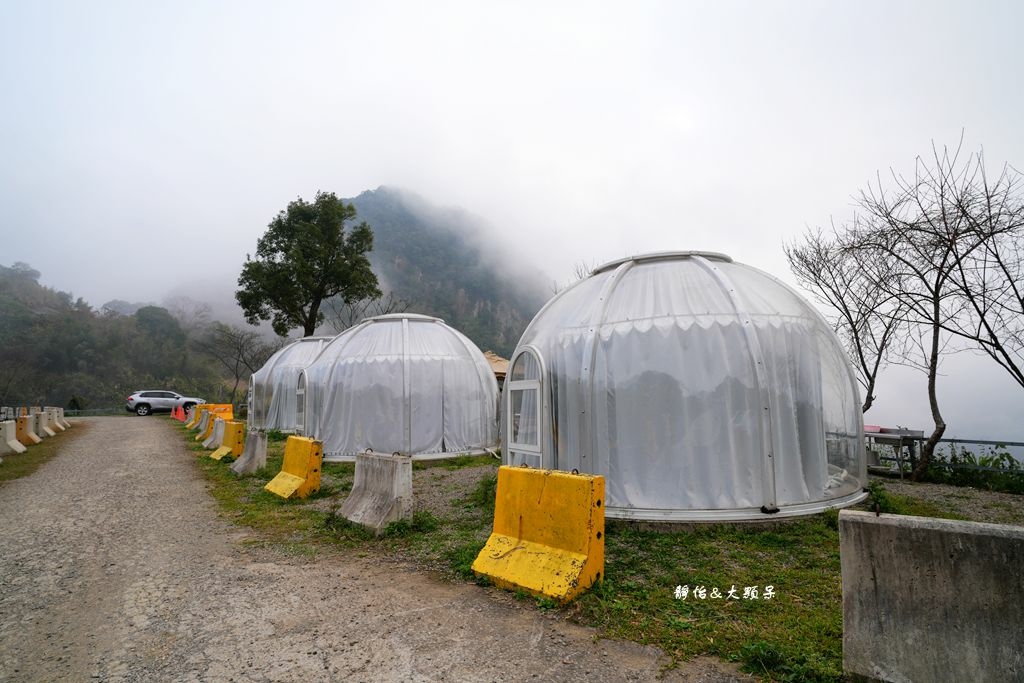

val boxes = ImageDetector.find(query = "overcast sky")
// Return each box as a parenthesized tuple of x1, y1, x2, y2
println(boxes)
(2, 1, 1022, 440)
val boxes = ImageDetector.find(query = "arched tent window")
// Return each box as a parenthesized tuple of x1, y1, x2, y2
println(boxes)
(295, 372, 306, 435)
(506, 347, 545, 468)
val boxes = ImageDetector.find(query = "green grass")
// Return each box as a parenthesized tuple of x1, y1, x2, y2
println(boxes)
(182, 426, 1002, 683)
(570, 517, 845, 681)
(413, 453, 497, 471)
(0, 421, 90, 484)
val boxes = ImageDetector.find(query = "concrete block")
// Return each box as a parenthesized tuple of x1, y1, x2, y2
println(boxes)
(203, 418, 226, 449)
(1, 420, 26, 454)
(16, 416, 40, 446)
(58, 407, 70, 429)
(340, 451, 413, 535)
(230, 429, 268, 475)
(194, 410, 211, 433)
(33, 412, 54, 438)
(840, 510, 1024, 682)
(45, 407, 66, 431)
(43, 408, 64, 433)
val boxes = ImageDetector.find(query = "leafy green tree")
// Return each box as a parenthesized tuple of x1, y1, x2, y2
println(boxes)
(236, 192, 381, 336)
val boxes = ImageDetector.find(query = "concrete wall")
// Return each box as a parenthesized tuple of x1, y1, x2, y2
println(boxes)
(840, 510, 1024, 682)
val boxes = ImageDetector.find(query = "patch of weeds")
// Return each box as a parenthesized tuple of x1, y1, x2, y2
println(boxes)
(413, 454, 495, 471)
(468, 472, 497, 513)
(821, 508, 839, 530)
(265, 429, 288, 442)
(865, 481, 897, 513)
(383, 511, 440, 536)
(535, 596, 559, 610)
(445, 538, 487, 580)
(319, 508, 374, 542)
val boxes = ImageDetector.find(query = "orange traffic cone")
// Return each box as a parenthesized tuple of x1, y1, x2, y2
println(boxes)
(173, 405, 185, 421)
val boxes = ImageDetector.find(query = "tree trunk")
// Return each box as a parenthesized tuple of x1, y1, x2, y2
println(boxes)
(861, 378, 875, 414)
(912, 316, 946, 481)
(303, 301, 321, 337)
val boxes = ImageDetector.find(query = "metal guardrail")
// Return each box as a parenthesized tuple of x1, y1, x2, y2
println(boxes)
(869, 435, 1024, 477)
(64, 408, 127, 417)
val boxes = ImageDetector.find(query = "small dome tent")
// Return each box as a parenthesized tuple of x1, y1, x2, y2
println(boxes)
(299, 314, 499, 461)
(504, 251, 867, 521)
(248, 336, 333, 431)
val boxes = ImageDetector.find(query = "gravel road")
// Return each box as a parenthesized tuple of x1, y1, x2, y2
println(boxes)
(0, 417, 752, 683)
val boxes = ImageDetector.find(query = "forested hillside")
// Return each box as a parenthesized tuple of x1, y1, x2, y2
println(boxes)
(0, 263, 277, 410)
(349, 187, 547, 356)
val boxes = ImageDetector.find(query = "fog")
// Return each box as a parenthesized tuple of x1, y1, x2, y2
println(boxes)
(1, 1, 1022, 440)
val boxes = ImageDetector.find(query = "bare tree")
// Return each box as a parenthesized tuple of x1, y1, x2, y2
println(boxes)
(843, 142, 1024, 479)
(785, 227, 905, 412)
(944, 154, 1024, 388)
(164, 295, 213, 336)
(194, 323, 283, 404)
(551, 259, 600, 294)
(324, 291, 411, 332)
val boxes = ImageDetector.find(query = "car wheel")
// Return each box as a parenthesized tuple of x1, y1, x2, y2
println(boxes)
(135, 404, 151, 416)
(183, 402, 195, 412)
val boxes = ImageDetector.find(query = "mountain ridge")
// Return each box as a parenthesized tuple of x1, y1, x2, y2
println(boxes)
(347, 186, 547, 356)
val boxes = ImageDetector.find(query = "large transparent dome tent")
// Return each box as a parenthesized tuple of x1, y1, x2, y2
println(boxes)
(504, 251, 867, 521)
(299, 314, 499, 461)
(248, 336, 334, 432)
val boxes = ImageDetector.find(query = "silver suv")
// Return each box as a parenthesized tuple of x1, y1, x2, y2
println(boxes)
(126, 390, 206, 416)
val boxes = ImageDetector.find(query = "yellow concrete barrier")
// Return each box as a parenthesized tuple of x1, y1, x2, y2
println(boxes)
(16, 416, 41, 446)
(207, 404, 234, 420)
(472, 466, 605, 603)
(211, 421, 246, 461)
(264, 436, 323, 499)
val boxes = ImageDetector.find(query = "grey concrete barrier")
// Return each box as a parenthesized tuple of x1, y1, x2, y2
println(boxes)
(44, 408, 65, 433)
(1, 420, 26, 454)
(840, 510, 1024, 682)
(203, 418, 226, 449)
(39, 410, 55, 436)
(46, 407, 69, 430)
(340, 451, 413, 535)
(230, 429, 268, 475)
(33, 412, 54, 438)
(185, 406, 196, 424)
(194, 410, 211, 433)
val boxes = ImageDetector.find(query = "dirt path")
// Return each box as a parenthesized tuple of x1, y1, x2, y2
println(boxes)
(0, 417, 751, 683)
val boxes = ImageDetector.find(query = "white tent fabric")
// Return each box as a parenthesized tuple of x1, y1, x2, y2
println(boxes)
(301, 314, 499, 461)
(248, 336, 333, 432)
(504, 252, 866, 521)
